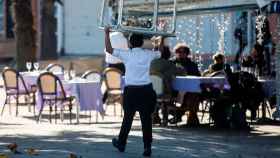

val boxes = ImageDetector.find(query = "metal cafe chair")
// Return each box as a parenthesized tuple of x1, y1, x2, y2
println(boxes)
(81, 69, 102, 82)
(37, 72, 74, 123)
(150, 72, 177, 126)
(1, 67, 36, 116)
(103, 67, 123, 116)
(45, 63, 65, 74)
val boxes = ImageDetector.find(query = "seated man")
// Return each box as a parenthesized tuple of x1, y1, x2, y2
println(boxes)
(173, 43, 201, 76)
(150, 46, 177, 124)
(171, 43, 201, 125)
(151, 46, 177, 95)
(251, 43, 265, 76)
(203, 53, 225, 77)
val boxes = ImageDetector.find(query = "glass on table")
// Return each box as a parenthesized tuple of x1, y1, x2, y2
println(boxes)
(26, 62, 32, 72)
(33, 62, 40, 71)
(70, 70, 76, 79)
(64, 70, 69, 81)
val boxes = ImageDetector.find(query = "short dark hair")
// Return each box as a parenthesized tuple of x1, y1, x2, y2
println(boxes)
(174, 43, 190, 55)
(254, 43, 264, 54)
(213, 53, 224, 61)
(161, 46, 171, 60)
(129, 33, 144, 48)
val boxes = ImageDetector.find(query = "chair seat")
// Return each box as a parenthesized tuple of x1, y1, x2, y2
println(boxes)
(6, 89, 29, 95)
(43, 96, 74, 101)
(108, 90, 122, 95)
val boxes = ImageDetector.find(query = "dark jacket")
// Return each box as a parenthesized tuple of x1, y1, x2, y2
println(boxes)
(173, 58, 201, 76)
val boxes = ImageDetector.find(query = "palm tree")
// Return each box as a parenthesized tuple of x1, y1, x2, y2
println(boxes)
(13, 0, 36, 70)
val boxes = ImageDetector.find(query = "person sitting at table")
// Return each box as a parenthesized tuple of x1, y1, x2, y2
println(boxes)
(251, 43, 265, 76)
(150, 46, 177, 124)
(172, 43, 201, 76)
(170, 43, 201, 125)
(151, 46, 177, 95)
(203, 53, 226, 77)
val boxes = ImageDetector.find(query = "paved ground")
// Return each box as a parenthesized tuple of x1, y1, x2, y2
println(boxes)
(0, 103, 280, 158)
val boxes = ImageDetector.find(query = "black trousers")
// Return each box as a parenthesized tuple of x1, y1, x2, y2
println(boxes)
(118, 83, 156, 148)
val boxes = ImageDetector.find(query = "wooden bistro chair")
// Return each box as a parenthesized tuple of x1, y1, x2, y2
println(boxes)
(103, 67, 123, 116)
(45, 63, 64, 74)
(81, 69, 101, 82)
(37, 72, 74, 124)
(200, 71, 226, 124)
(1, 68, 36, 116)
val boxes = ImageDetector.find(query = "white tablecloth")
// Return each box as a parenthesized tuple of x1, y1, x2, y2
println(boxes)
(258, 79, 276, 98)
(172, 76, 229, 93)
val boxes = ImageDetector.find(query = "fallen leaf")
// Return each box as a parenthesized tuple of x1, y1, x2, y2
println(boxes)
(6, 143, 22, 154)
(26, 148, 39, 156)
(0, 153, 8, 158)
(69, 153, 77, 158)
(7, 143, 17, 152)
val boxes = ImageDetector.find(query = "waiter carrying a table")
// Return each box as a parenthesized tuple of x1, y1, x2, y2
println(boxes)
(104, 26, 163, 157)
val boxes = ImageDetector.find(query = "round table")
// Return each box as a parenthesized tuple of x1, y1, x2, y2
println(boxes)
(172, 76, 229, 126)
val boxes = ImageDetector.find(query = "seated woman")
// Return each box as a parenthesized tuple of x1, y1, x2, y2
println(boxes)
(203, 53, 226, 77)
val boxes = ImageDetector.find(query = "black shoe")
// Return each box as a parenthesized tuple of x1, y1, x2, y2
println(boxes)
(112, 138, 125, 152)
(152, 115, 161, 124)
(169, 117, 182, 124)
(143, 147, 152, 157)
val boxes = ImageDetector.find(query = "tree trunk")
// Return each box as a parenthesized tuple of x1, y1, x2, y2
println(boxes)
(13, 0, 36, 71)
(41, 0, 57, 60)
(275, 15, 280, 119)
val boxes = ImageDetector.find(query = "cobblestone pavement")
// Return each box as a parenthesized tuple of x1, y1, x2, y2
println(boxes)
(0, 91, 280, 158)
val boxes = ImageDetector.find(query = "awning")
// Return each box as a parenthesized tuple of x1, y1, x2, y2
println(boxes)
(177, 0, 260, 14)
(126, 0, 264, 16)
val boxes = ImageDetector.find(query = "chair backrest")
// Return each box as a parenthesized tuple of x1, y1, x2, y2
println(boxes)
(2, 68, 17, 89)
(81, 70, 101, 82)
(37, 72, 66, 98)
(2, 68, 28, 92)
(209, 70, 226, 77)
(103, 67, 122, 90)
(150, 73, 164, 96)
(46, 63, 64, 74)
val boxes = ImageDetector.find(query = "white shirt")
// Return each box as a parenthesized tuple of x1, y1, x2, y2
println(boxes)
(105, 32, 128, 64)
(113, 48, 161, 86)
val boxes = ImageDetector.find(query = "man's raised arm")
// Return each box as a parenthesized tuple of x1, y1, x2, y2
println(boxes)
(104, 27, 113, 54)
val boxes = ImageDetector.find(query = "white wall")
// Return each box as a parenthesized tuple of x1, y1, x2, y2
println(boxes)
(55, 2, 63, 54)
(64, 0, 104, 55)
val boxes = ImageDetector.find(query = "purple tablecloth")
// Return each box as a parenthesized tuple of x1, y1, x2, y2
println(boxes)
(172, 76, 229, 93)
(62, 79, 104, 112)
(21, 72, 103, 112)
(36, 78, 104, 112)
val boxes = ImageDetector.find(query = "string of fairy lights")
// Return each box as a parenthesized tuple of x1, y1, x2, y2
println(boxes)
(168, 12, 233, 70)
